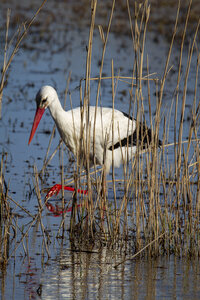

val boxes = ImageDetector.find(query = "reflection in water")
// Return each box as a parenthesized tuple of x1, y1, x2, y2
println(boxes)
(39, 247, 200, 300)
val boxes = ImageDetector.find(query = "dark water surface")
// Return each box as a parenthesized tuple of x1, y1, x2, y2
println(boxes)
(0, 0, 200, 299)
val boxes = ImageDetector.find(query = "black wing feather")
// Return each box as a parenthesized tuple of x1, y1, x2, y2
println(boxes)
(108, 112, 162, 151)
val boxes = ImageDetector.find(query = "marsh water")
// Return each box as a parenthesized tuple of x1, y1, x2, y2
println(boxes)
(0, 0, 200, 299)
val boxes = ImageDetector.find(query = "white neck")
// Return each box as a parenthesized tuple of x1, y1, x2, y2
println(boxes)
(47, 94, 64, 120)
(47, 94, 75, 151)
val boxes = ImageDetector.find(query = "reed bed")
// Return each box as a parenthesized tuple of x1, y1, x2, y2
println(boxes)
(37, 0, 200, 258)
(62, 0, 200, 257)
(0, 0, 50, 265)
(0, 0, 200, 264)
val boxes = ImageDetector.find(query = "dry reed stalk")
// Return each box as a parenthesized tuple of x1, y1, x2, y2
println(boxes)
(93, 0, 116, 204)
(0, 153, 11, 264)
(89, 74, 157, 83)
(33, 164, 51, 258)
(177, 20, 200, 188)
(7, 195, 34, 218)
(56, 77, 73, 237)
(40, 125, 57, 175)
(193, 54, 200, 253)
(69, 188, 77, 239)
(83, 0, 97, 201)
(60, 142, 65, 237)
(111, 60, 118, 229)
(133, 0, 150, 250)
(69, 1, 97, 239)
(7, 213, 41, 262)
(39, 141, 62, 176)
(175, 0, 192, 207)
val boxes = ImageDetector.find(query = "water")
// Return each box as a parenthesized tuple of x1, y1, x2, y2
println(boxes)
(3, 248, 200, 299)
(0, 0, 199, 299)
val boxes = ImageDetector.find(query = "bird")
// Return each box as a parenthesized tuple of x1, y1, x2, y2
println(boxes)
(28, 85, 161, 196)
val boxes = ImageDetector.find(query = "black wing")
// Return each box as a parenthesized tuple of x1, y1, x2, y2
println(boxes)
(109, 112, 162, 151)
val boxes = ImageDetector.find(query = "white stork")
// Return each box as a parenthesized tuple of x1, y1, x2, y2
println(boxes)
(28, 85, 161, 195)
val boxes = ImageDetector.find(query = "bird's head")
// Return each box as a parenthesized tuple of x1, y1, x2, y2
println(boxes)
(35, 85, 57, 109)
(28, 85, 57, 145)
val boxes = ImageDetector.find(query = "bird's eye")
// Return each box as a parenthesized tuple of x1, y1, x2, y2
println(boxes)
(42, 98, 47, 104)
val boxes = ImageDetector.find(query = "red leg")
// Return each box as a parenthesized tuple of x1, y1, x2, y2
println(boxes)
(45, 184, 88, 200)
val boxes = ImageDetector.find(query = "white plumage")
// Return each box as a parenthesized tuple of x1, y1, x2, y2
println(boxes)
(29, 85, 160, 174)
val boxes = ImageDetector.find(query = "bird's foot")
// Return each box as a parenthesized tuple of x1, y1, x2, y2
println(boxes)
(44, 184, 88, 216)
(45, 184, 63, 200)
(45, 184, 88, 201)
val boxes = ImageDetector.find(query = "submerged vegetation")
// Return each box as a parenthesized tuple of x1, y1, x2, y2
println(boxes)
(0, 0, 200, 273)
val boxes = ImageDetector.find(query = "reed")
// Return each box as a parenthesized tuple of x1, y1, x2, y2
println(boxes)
(0, 153, 10, 264)
(32, 0, 200, 258)
(1, 0, 200, 262)
(56, 0, 200, 257)
(0, 0, 48, 265)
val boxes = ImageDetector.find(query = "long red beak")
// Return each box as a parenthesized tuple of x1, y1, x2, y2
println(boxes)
(28, 107, 45, 145)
